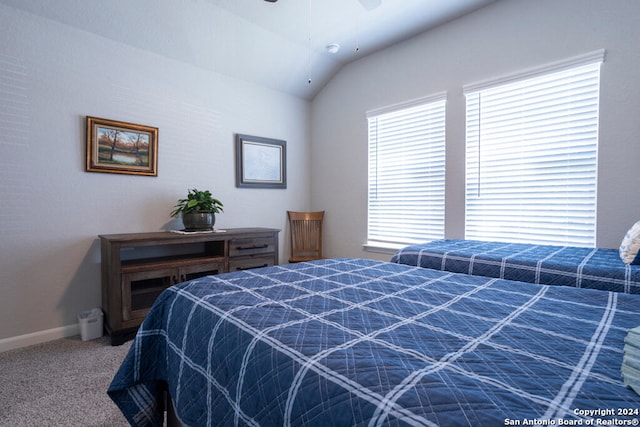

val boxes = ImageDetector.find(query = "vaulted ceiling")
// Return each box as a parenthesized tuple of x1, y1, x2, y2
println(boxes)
(0, 0, 497, 99)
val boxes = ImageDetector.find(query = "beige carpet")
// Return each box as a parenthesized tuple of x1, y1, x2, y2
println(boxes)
(0, 335, 132, 427)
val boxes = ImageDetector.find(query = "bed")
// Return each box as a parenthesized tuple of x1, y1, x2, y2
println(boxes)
(390, 239, 640, 294)
(108, 258, 640, 426)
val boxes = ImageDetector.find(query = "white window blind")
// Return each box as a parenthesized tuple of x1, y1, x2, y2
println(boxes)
(464, 52, 604, 247)
(367, 95, 446, 248)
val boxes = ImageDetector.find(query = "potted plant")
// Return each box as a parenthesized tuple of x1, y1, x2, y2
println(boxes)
(170, 188, 224, 231)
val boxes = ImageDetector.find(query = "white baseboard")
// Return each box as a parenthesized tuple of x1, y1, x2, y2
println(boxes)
(0, 324, 80, 353)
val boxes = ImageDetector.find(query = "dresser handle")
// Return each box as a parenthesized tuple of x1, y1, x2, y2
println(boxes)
(236, 244, 268, 250)
(236, 264, 269, 271)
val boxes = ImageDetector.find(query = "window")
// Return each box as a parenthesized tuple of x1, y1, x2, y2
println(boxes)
(464, 50, 604, 247)
(367, 94, 446, 250)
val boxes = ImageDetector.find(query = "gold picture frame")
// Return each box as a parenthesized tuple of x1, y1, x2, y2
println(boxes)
(86, 116, 158, 176)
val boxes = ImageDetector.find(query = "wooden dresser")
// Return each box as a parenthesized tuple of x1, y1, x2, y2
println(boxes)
(99, 228, 279, 345)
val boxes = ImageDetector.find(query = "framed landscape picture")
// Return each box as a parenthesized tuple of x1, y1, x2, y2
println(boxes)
(235, 134, 286, 189)
(86, 116, 158, 176)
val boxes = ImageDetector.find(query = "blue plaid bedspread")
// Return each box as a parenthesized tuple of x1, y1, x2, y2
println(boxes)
(108, 258, 640, 426)
(391, 239, 640, 294)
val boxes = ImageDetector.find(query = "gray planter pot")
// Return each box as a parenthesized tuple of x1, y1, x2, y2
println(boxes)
(182, 211, 215, 231)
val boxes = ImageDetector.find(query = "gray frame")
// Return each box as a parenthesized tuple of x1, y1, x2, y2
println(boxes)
(235, 134, 286, 189)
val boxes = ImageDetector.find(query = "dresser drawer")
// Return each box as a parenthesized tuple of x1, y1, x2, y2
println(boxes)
(229, 237, 276, 257)
(228, 256, 275, 272)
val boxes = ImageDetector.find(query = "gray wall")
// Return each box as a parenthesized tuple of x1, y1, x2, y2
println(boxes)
(2, 0, 640, 347)
(311, 0, 640, 260)
(0, 5, 311, 345)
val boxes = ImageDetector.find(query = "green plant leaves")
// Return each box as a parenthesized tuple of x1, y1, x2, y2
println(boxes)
(170, 188, 224, 217)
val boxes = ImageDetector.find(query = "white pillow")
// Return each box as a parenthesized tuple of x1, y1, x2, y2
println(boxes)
(620, 220, 640, 265)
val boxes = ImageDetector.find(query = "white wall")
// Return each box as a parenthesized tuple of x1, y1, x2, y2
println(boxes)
(311, 0, 640, 261)
(0, 5, 311, 345)
(3, 0, 639, 348)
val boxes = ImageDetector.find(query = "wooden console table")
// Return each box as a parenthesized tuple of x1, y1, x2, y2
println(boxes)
(100, 228, 279, 345)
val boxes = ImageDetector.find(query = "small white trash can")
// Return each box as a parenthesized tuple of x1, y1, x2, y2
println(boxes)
(78, 308, 104, 341)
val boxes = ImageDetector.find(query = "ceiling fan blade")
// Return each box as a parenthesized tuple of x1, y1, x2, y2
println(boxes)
(358, 0, 382, 10)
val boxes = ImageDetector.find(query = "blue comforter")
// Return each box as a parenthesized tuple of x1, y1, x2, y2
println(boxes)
(108, 258, 640, 426)
(391, 239, 640, 294)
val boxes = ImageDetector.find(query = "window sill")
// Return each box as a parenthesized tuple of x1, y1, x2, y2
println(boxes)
(362, 242, 405, 255)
